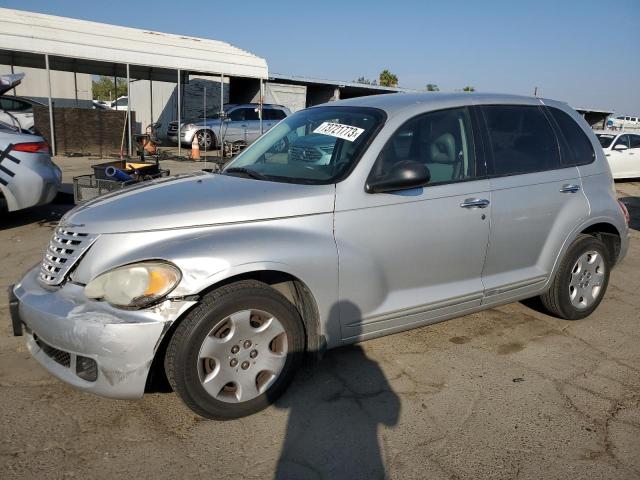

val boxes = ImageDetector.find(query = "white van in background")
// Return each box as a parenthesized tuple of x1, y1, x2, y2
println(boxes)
(607, 115, 640, 130)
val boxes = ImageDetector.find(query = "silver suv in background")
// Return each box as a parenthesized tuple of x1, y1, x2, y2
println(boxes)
(11, 93, 629, 420)
(167, 103, 291, 149)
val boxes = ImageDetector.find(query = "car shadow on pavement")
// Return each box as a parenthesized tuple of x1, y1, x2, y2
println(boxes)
(0, 194, 74, 231)
(273, 301, 400, 480)
(619, 196, 640, 231)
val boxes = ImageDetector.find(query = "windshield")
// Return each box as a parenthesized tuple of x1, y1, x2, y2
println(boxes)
(596, 134, 616, 148)
(223, 106, 385, 184)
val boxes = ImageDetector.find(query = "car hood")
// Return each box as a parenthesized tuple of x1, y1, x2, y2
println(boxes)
(61, 172, 335, 234)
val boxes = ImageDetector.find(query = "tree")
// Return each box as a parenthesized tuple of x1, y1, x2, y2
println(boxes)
(462, 86, 475, 92)
(92, 76, 127, 101)
(379, 69, 398, 87)
(354, 76, 377, 85)
(426, 84, 439, 91)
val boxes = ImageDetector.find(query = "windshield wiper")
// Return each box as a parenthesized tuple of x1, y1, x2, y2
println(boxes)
(224, 167, 268, 181)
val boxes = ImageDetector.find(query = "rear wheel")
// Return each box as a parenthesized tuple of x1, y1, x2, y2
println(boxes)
(165, 280, 304, 419)
(539, 234, 610, 320)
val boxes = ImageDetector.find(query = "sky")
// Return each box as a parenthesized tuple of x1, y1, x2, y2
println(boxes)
(1, 0, 639, 114)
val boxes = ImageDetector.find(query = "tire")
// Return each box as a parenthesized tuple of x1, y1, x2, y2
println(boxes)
(195, 130, 215, 150)
(539, 234, 610, 320)
(165, 280, 305, 419)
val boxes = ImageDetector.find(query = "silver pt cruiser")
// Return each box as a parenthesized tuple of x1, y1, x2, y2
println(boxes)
(10, 93, 630, 419)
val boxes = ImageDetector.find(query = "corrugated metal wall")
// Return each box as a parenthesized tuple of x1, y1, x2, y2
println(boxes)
(130, 76, 230, 139)
(260, 82, 307, 112)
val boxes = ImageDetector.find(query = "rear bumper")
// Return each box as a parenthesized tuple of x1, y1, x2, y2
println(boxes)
(12, 267, 195, 399)
(2, 158, 60, 212)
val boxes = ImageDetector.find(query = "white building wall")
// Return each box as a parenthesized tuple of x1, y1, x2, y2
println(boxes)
(0, 65, 93, 107)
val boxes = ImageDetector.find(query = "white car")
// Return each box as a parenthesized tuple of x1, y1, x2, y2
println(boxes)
(0, 74, 61, 213)
(110, 96, 128, 111)
(0, 73, 45, 133)
(596, 131, 640, 179)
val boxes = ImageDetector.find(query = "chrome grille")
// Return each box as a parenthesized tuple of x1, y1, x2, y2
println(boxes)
(168, 122, 179, 133)
(38, 227, 98, 286)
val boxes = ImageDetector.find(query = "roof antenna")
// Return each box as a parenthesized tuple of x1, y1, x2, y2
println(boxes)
(533, 86, 539, 97)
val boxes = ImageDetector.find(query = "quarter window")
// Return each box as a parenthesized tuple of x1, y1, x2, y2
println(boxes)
(482, 105, 561, 175)
(369, 107, 477, 185)
(547, 107, 595, 166)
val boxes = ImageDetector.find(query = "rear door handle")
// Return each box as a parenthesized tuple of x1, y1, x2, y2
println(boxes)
(460, 198, 490, 209)
(560, 184, 580, 193)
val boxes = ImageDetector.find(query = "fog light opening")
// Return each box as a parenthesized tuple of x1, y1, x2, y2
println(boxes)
(76, 355, 98, 382)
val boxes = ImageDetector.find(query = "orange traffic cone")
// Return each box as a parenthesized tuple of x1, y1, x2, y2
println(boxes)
(191, 133, 201, 160)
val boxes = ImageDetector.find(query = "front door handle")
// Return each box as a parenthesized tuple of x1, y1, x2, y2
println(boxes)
(460, 198, 490, 209)
(560, 184, 580, 193)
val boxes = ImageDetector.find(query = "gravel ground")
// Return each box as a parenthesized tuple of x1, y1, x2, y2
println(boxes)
(1, 174, 638, 480)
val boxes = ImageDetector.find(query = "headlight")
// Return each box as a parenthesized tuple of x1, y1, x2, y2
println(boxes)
(84, 261, 181, 308)
(183, 123, 196, 131)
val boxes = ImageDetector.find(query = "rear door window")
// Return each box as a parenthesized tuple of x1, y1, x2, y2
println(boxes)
(244, 108, 260, 121)
(0, 97, 31, 111)
(614, 135, 630, 149)
(629, 135, 640, 149)
(228, 108, 246, 121)
(481, 105, 561, 176)
(266, 109, 287, 120)
(546, 107, 595, 166)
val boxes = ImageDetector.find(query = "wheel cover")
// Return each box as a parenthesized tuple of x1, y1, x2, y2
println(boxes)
(197, 309, 288, 403)
(569, 250, 605, 309)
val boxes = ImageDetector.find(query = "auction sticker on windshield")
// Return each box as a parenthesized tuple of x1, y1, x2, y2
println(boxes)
(313, 122, 365, 142)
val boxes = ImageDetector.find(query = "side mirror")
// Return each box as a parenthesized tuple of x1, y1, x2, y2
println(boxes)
(613, 143, 628, 151)
(366, 160, 430, 193)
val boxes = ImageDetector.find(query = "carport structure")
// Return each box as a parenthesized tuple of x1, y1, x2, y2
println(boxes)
(0, 7, 268, 156)
(574, 107, 614, 130)
(270, 73, 412, 107)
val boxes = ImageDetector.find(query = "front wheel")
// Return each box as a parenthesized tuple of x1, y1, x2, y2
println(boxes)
(165, 280, 304, 419)
(195, 130, 215, 149)
(538, 234, 610, 320)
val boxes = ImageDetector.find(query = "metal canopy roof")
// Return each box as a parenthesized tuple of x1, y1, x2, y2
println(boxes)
(0, 8, 268, 79)
(271, 73, 417, 93)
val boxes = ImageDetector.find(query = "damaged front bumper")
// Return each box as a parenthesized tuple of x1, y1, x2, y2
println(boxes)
(12, 267, 196, 399)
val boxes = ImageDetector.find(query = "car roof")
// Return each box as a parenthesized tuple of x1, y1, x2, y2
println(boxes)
(321, 92, 543, 116)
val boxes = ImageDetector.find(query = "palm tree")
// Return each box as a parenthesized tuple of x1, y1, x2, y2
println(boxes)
(379, 70, 398, 87)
